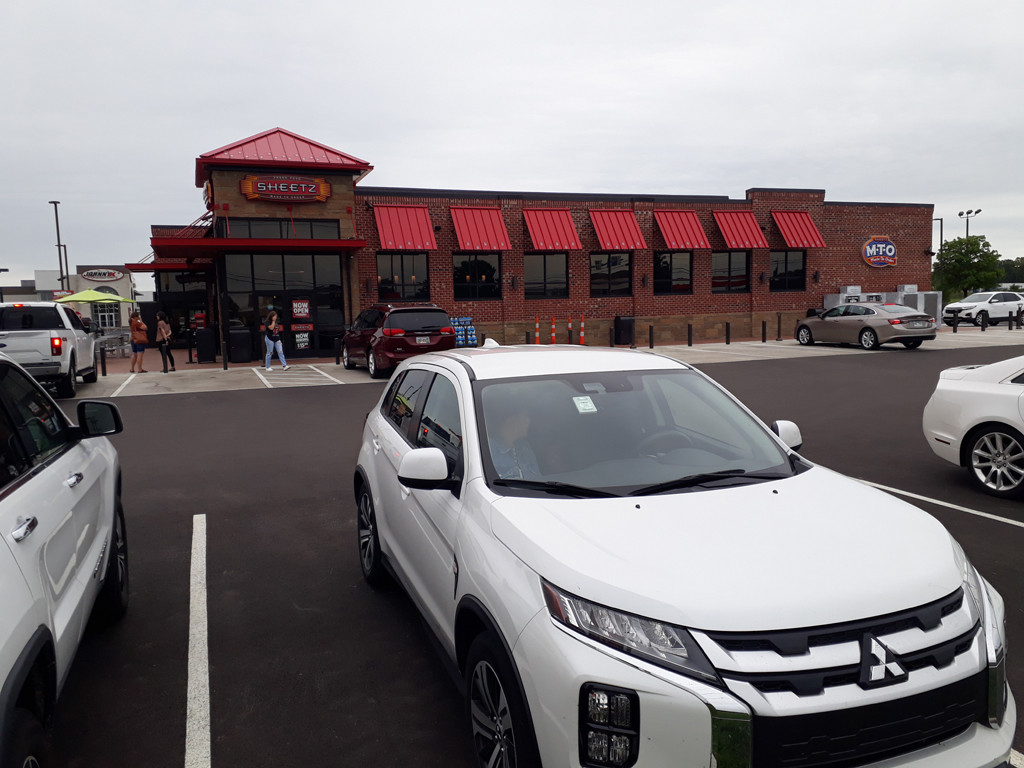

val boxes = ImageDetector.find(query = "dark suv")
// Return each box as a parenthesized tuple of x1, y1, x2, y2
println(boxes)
(341, 303, 456, 378)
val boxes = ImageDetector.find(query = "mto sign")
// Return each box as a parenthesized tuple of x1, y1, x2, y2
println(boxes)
(239, 175, 331, 203)
(82, 268, 124, 282)
(862, 236, 898, 267)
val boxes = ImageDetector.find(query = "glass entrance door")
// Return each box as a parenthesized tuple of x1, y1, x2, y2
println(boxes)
(256, 293, 319, 358)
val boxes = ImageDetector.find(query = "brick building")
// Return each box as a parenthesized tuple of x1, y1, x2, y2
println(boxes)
(130, 128, 935, 359)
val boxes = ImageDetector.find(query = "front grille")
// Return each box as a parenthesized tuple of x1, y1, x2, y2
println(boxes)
(752, 670, 988, 768)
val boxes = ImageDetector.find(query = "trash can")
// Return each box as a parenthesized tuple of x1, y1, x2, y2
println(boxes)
(195, 328, 217, 363)
(229, 329, 252, 363)
(614, 316, 635, 346)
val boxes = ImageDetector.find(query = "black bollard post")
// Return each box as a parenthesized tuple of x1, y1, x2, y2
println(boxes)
(649, 325, 654, 349)
(100, 346, 107, 377)
(334, 335, 342, 365)
(776, 312, 783, 342)
(187, 330, 196, 363)
(981, 313, 988, 332)
(952, 313, 958, 333)
(222, 341, 228, 370)
(687, 324, 693, 347)
(762, 320, 767, 343)
(726, 322, 731, 345)
(609, 326, 615, 347)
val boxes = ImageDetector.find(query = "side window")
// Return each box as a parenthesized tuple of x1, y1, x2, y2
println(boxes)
(0, 365, 71, 464)
(383, 368, 431, 439)
(352, 310, 370, 331)
(63, 307, 85, 330)
(0, 400, 29, 485)
(416, 375, 463, 472)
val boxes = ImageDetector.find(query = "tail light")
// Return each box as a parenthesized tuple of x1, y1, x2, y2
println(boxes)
(50, 336, 64, 356)
(440, 326, 455, 335)
(381, 328, 406, 337)
(888, 319, 903, 326)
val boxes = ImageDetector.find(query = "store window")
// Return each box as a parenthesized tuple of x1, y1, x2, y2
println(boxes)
(653, 252, 693, 295)
(225, 254, 253, 292)
(378, 253, 429, 300)
(215, 218, 340, 239)
(711, 251, 750, 293)
(590, 252, 631, 297)
(524, 253, 568, 299)
(93, 302, 120, 328)
(284, 254, 314, 291)
(454, 254, 501, 300)
(770, 250, 806, 292)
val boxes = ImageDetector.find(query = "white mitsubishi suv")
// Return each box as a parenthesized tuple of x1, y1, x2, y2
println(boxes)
(353, 344, 1014, 768)
(0, 352, 127, 767)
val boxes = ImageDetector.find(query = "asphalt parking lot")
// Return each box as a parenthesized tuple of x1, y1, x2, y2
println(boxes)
(47, 328, 1024, 767)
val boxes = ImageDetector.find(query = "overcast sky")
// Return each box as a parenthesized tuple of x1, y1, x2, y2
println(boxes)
(3, 0, 1021, 293)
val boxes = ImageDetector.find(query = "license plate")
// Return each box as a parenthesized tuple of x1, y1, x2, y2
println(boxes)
(415, 335, 431, 345)
(908, 321, 928, 328)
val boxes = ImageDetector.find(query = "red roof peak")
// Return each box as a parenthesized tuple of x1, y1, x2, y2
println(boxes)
(195, 128, 372, 186)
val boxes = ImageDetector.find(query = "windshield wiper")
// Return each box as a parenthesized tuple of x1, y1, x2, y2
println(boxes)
(492, 478, 621, 498)
(629, 469, 789, 496)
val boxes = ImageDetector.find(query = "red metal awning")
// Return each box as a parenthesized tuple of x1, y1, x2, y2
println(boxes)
(589, 210, 647, 249)
(772, 210, 827, 248)
(712, 210, 769, 249)
(653, 210, 710, 249)
(450, 207, 511, 250)
(523, 209, 581, 250)
(374, 205, 436, 250)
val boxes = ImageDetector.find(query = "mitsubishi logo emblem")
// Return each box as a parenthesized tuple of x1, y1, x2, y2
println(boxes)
(859, 634, 908, 688)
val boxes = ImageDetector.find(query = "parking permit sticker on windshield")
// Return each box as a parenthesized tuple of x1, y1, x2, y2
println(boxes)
(573, 396, 598, 414)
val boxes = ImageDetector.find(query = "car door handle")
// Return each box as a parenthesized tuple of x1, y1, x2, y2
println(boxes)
(372, 439, 382, 455)
(12, 516, 38, 542)
(65, 472, 84, 488)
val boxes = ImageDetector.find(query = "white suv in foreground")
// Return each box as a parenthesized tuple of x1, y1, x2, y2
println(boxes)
(0, 353, 127, 767)
(354, 344, 1013, 768)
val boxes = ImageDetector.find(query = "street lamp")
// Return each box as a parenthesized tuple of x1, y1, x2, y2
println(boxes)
(48, 201, 65, 289)
(958, 209, 981, 237)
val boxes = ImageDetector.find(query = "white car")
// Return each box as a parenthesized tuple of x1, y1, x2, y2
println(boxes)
(354, 343, 1014, 768)
(0, 352, 128, 766)
(942, 292, 1024, 327)
(923, 354, 1024, 498)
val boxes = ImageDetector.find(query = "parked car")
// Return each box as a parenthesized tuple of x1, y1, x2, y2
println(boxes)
(341, 303, 456, 378)
(0, 352, 128, 767)
(923, 353, 1024, 498)
(796, 302, 936, 350)
(353, 343, 1014, 768)
(0, 302, 99, 398)
(942, 292, 1024, 326)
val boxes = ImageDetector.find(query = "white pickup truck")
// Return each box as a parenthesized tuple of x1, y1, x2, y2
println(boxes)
(0, 302, 99, 398)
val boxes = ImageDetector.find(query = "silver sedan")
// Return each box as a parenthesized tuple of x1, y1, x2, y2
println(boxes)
(796, 302, 936, 350)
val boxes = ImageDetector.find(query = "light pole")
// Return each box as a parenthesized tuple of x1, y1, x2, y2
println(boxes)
(958, 209, 981, 237)
(0, 268, 8, 302)
(48, 201, 65, 289)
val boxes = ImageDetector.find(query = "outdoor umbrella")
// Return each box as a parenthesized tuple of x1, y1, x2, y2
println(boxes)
(55, 288, 135, 303)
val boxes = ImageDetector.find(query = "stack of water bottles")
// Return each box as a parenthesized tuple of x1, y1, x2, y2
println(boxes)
(453, 317, 477, 347)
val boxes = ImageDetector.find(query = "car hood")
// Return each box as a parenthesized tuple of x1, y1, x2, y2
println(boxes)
(489, 466, 961, 632)
(943, 302, 979, 310)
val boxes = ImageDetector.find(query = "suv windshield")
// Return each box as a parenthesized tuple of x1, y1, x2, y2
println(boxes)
(477, 369, 794, 496)
(386, 310, 450, 332)
(0, 306, 63, 331)
(961, 293, 993, 303)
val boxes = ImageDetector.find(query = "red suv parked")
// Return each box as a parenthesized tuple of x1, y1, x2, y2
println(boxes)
(341, 303, 456, 378)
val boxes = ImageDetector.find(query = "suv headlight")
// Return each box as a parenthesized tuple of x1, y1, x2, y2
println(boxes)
(543, 581, 721, 685)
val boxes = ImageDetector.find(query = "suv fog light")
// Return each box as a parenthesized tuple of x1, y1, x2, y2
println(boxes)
(580, 684, 639, 767)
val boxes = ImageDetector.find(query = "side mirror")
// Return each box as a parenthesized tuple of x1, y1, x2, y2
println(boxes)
(771, 420, 803, 451)
(77, 400, 123, 437)
(398, 447, 453, 490)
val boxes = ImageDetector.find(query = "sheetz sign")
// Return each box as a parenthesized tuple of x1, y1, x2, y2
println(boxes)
(240, 175, 331, 203)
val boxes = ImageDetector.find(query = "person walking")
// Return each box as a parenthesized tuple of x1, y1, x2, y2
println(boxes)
(264, 310, 290, 371)
(156, 311, 176, 373)
(129, 310, 149, 373)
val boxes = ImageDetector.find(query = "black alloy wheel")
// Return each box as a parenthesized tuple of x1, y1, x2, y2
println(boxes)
(968, 426, 1024, 499)
(5, 708, 47, 768)
(57, 358, 76, 398)
(98, 499, 130, 622)
(465, 632, 540, 768)
(356, 484, 386, 585)
(367, 349, 387, 379)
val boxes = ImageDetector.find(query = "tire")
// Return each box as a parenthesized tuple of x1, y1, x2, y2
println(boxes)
(97, 499, 130, 622)
(356, 483, 387, 586)
(56, 358, 76, 399)
(5, 708, 48, 768)
(367, 349, 387, 379)
(796, 326, 814, 345)
(342, 344, 356, 370)
(967, 426, 1024, 499)
(465, 631, 541, 768)
(901, 340, 923, 349)
(858, 328, 879, 350)
(974, 312, 987, 327)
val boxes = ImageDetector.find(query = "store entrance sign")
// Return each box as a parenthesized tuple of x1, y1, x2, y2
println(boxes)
(82, 268, 124, 282)
(239, 175, 331, 203)
(862, 237, 898, 267)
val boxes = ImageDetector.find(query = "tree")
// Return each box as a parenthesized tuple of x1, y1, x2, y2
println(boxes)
(999, 256, 1024, 285)
(931, 236, 1003, 299)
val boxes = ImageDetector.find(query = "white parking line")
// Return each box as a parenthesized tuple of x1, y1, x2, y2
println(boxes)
(109, 373, 136, 397)
(1012, 748, 1024, 766)
(860, 480, 1024, 529)
(308, 365, 345, 384)
(253, 368, 272, 387)
(186, 515, 210, 768)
